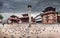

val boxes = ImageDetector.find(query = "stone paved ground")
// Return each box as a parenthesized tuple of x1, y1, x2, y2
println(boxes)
(0, 23, 60, 38)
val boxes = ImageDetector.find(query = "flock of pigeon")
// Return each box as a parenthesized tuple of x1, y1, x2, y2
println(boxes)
(0, 23, 60, 38)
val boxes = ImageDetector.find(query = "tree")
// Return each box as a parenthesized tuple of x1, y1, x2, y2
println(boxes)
(0, 15, 3, 19)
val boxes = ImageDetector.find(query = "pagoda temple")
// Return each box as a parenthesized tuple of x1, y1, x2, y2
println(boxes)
(7, 15, 20, 23)
(20, 14, 35, 23)
(41, 7, 58, 24)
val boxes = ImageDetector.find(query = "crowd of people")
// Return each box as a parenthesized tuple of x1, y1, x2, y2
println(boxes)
(0, 24, 60, 38)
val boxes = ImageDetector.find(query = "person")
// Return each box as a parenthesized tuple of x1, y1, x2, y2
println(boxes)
(4, 36, 6, 38)
(2, 22, 5, 27)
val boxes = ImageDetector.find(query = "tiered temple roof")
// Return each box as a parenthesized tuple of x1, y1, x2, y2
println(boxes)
(40, 7, 57, 17)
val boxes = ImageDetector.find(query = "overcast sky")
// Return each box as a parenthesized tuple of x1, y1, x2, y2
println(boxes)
(0, 0, 60, 13)
(0, 0, 60, 19)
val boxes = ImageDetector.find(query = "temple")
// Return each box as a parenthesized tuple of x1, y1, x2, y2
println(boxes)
(41, 7, 58, 24)
(20, 14, 35, 23)
(7, 15, 20, 23)
(7, 14, 35, 23)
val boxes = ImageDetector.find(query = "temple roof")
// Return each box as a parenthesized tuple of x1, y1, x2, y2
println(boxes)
(40, 7, 57, 17)
(10, 15, 18, 18)
(40, 11, 58, 17)
(22, 14, 28, 16)
(42, 7, 56, 12)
